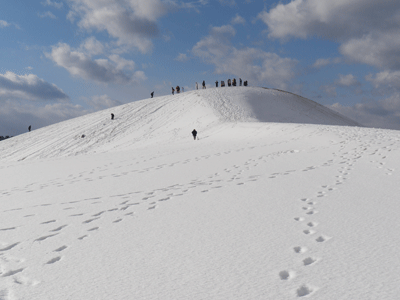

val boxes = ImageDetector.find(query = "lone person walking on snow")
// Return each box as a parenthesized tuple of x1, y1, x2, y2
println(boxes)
(151, 91, 154, 98)
(192, 129, 197, 140)
(202, 81, 206, 89)
(111, 113, 114, 120)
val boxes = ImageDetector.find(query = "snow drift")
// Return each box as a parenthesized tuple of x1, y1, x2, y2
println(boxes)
(3, 87, 400, 300)
(0, 87, 359, 161)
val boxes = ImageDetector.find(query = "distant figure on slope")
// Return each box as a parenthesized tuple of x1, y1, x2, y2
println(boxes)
(215, 80, 218, 87)
(227, 79, 231, 87)
(239, 78, 242, 86)
(221, 81, 225, 87)
(192, 129, 197, 140)
(202, 81, 206, 89)
(244, 80, 248, 86)
(172, 87, 175, 95)
(232, 78, 236, 86)
(196, 82, 198, 90)
(28, 125, 31, 132)
(176, 86, 180, 93)
(111, 113, 114, 120)
(151, 91, 154, 98)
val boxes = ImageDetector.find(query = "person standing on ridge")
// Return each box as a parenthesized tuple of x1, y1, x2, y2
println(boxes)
(172, 87, 175, 95)
(111, 113, 114, 120)
(196, 82, 198, 90)
(202, 81, 206, 89)
(28, 125, 31, 132)
(239, 78, 242, 86)
(192, 129, 197, 140)
(151, 91, 154, 98)
(215, 80, 218, 87)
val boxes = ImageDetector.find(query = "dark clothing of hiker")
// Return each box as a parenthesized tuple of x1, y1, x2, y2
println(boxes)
(232, 78, 236, 86)
(244, 81, 248, 86)
(192, 129, 197, 140)
(202, 81, 206, 89)
(228, 79, 231, 87)
(28, 125, 31, 132)
(111, 113, 114, 120)
(172, 87, 175, 95)
(151, 92, 154, 98)
(176, 86, 180, 93)
(239, 78, 242, 86)
(196, 82, 198, 90)
(221, 81, 225, 87)
(215, 80, 218, 87)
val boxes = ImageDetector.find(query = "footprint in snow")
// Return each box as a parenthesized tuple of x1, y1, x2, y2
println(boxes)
(279, 270, 295, 280)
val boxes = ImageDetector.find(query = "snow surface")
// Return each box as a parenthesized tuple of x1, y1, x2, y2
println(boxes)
(1, 87, 399, 299)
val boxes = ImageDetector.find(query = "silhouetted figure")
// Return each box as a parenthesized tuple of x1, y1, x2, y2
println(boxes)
(244, 80, 248, 86)
(227, 79, 231, 87)
(221, 81, 225, 87)
(151, 91, 154, 98)
(196, 82, 198, 90)
(172, 87, 175, 95)
(192, 129, 197, 140)
(28, 125, 31, 132)
(202, 81, 206, 89)
(239, 78, 242, 86)
(215, 80, 218, 87)
(111, 113, 114, 120)
(232, 78, 236, 86)
(176, 86, 180, 93)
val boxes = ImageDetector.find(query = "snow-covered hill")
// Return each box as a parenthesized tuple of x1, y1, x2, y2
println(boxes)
(0, 87, 359, 161)
(1, 87, 399, 300)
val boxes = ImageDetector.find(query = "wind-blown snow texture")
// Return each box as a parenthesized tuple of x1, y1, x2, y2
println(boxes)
(1, 87, 399, 300)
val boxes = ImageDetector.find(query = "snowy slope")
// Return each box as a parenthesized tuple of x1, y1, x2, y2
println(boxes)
(1, 87, 399, 300)
(0, 87, 359, 161)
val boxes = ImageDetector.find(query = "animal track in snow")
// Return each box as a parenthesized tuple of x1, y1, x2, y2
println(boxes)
(296, 284, 315, 297)
(303, 229, 315, 235)
(279, 270, 295, 280)
(293, 246, 307, 254)
(316, 235, 331, 243)
(0, 242, 20, 251)
(54, 245, 68, 252)
(35, 233, 59, 242)
(87, 227, 99, 232)
(294, 217, 304, 222)
(303, 257, 318, 266)
(307, 222, 318, 227)
(46, 257, 61, 264)
(2, 268, 24, 277)
(306, 210, 318, 215)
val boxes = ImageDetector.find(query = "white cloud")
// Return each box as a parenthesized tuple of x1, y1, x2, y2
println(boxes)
(38, 11, 57, 19)
(175, 53, 189, 62)
(192, 25, 297, 89)
(81, 36, 104, 55)
(41, 0, 63, 9)
(231, 14, 245, 25)
(313, 57, 342, 68)
(259, 0, 400, 71)
(340, 31, 400, 70)
(0, 20, 10, 28)
(0, 71, 69, 101)
(366, 70, 400, 90)
(336, 74, 360, 87)
(329, 93, 400, 130)
(84, 94, 122, 111)
(46, 43, 145, 84)
(66, 0, 170, 53)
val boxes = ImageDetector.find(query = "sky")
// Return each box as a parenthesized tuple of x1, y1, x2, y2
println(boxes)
(1, 0, 400, 136)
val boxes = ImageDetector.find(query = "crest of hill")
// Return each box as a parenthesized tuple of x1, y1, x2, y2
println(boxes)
(0, 87, 360, 161)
